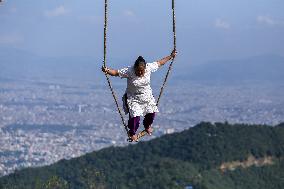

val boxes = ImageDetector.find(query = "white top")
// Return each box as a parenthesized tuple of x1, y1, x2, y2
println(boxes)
(118, 62, 159, 117)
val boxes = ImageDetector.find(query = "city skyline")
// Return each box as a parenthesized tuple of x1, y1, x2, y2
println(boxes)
(0, 79, 283, 176)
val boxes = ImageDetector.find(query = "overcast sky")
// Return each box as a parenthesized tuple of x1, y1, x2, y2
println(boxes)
(0, 0, 284, 66)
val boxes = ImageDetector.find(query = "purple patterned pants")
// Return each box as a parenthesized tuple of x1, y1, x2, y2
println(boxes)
(128, 113, 155, 136)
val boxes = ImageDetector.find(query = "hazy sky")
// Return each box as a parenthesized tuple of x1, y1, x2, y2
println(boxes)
(0, 0, 284, 66)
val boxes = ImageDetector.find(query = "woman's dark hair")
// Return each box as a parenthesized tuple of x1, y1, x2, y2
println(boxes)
(134, 56, 146, 68)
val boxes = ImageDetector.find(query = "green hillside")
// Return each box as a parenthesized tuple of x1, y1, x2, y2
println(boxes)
(0, 122, 283, 189)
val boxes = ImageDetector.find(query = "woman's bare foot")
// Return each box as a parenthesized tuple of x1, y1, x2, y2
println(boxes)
(130, 135, 138, 142)
(145, 126, 153, 135)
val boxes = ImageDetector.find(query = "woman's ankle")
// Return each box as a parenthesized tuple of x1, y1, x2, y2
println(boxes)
(130, 134, 138, 141)
(145, 126, 153, 135)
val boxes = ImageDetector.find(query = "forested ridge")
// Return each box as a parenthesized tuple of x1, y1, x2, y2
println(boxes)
(0, 122, 283, 189)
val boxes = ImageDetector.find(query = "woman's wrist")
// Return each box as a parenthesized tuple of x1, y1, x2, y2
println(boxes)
(102, 67, 110, 74)
(170, 50, 177, 58)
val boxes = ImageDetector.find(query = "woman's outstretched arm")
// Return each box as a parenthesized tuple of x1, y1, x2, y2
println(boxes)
(101, 66, 119, 76)
(157, 50, 177, 67)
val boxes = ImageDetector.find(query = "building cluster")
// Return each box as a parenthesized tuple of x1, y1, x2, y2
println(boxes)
(0, 80, 283, 176)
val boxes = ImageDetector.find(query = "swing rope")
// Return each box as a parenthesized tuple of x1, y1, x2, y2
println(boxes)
(103, 0, 176, 137)
(103, 0, 129, 136)
(157, 0, 177, 106)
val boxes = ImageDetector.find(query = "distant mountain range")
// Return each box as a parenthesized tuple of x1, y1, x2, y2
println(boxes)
(182, 54, 284, 84)
(1, 46, 284, 85)
(0, 46, 99, 83)
(0, 122, 283, 189)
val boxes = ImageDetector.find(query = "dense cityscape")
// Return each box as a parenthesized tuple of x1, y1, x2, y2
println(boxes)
(0, 78, 283, 176)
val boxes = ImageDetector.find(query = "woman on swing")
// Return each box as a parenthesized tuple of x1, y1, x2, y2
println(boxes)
(102, 50, 177, 141)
